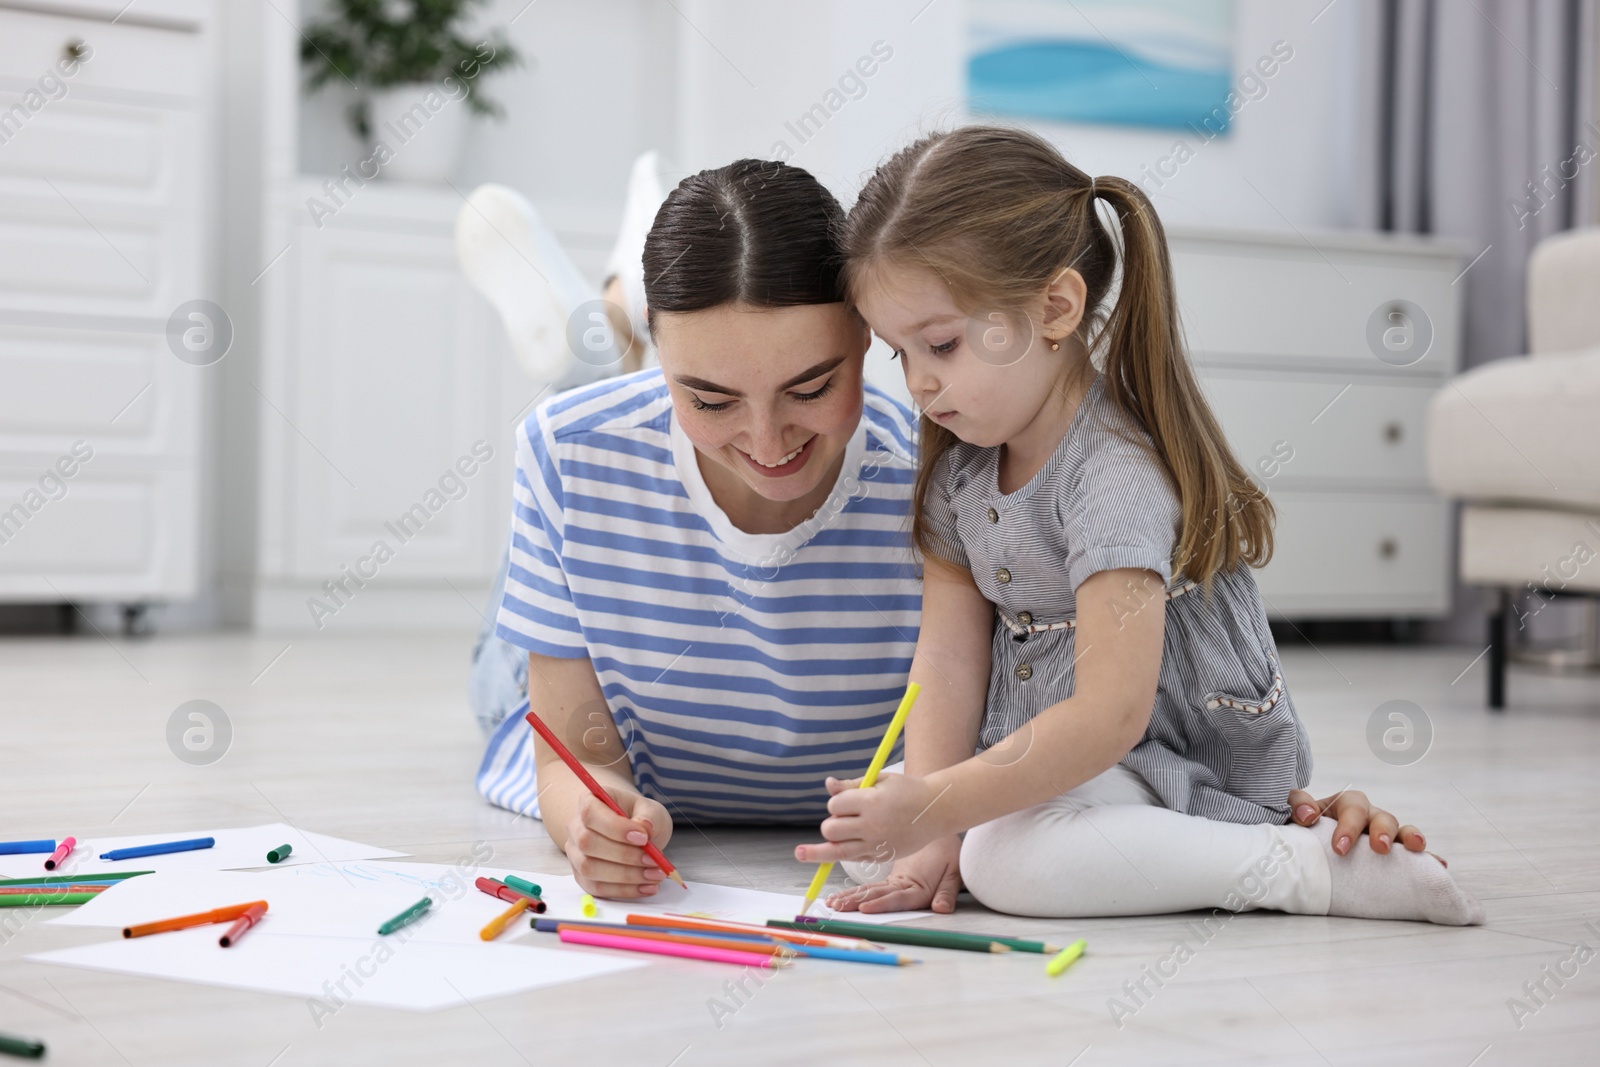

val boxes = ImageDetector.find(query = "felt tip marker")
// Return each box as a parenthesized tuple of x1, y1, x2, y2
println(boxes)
(219, 902, 267, 947)
(100, 836, 215, 861)
(43, 837, 76, 870)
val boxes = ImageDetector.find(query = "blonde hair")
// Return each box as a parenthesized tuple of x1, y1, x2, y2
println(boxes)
(842, 126, 1272, 586)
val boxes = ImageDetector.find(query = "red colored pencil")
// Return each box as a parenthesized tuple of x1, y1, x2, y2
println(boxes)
(523, 710, 686, 887)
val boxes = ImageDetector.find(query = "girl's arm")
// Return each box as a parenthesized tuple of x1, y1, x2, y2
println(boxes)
(803, 567, 1166, 861)
(902, 554, 993, 779)
(818, 554, 992, 913)
(526, 652, 673, 898)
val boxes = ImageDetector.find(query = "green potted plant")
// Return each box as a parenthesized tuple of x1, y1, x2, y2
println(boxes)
(300, 0, 523, 184)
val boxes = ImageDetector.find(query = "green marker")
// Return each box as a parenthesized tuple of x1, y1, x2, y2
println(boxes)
(501, 875, 542, 898)
(378, 896, 433, 936)
(1046, 938, 1087, 977)
(0, 1030, 45, 1059)
(266, 843, 293, 863)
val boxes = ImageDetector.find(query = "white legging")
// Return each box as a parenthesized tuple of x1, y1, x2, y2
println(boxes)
(844, 763, 1333, 918)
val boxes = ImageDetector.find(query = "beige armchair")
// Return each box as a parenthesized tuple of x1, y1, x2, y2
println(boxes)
(1427, 226, 1600, 708)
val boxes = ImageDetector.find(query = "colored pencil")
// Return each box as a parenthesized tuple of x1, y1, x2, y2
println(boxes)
(1046, 939, 1087, 976)
(100, 836, 214, 861)
(0, 1029, 45, 1059)
(0, 892, 101, 907)
(546, 921, 915, 967)
(559, 927, 786, 968)
(266, 843, 293, 863)
(0, 840, 54, 856)
(479, 897, 532, 940)
(0, 884, 107, 896)
(475, 876, 547, 913)
(123, 900, 265, 939)
(770, 919, 1011, 953)
(501, 875, 542, 898)
(628, 913, 878, 950)
(792, 914, 1062, 954)
(378, 896, 433, 936)
(801, 682, 921, 916)
(44, 837, 75, 870)
(218, 902, 267, 947)
(523, 709, 686, 888)
(0, 871, 150, 888)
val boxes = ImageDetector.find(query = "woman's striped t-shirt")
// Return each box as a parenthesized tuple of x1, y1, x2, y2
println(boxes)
(475, 368, 921, 824)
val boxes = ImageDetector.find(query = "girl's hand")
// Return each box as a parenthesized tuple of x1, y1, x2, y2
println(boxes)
(1288, 787, 1437, 863)
(564, 792, 674, 898)
(795, 773, 945, 865)
(824, 835, 963, 914)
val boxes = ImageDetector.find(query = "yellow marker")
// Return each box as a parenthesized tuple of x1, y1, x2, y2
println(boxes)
(800, 682, 922, 916)
(580, 893, 598, 918)
(1046, 939, 1087, 977)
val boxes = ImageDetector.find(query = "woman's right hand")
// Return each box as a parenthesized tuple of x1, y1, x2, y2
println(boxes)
(823, 834, 963, 914)
(563, 791, 674, 899)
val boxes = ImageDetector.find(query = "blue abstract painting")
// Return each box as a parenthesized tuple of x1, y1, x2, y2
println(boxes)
(968, 0, 1236, 133)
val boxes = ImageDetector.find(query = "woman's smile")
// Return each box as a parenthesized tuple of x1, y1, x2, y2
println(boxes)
(736, 435, 816, 477)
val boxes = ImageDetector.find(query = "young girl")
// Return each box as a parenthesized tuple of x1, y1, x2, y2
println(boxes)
(797, 126, 1483, 926)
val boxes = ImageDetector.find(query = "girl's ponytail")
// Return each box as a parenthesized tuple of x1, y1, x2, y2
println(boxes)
(1090, 177, 1274, 585)
(843, 126, 1273, 586)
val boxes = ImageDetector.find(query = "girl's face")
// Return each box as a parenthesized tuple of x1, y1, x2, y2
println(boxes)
(654, 302, 868, 508)
(855, 262, 1069, 450)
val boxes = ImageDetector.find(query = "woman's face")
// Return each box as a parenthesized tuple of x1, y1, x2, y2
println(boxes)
(654, 302, 868, 507)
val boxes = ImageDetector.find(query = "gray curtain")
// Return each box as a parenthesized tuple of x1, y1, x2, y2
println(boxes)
(1355, 0, 1599, 368)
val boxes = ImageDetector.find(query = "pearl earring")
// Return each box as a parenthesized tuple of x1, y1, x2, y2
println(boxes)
(1050, 340, 1060, 351)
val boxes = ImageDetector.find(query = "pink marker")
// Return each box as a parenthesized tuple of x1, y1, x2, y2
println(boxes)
(44, 837, 76, 871)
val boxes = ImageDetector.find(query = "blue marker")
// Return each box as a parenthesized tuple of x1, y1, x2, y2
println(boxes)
(99, 836, 215, 861)
(0, 840, 55, 856)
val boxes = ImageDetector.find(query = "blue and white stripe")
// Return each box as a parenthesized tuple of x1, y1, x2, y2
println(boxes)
(477, 368, 921, 824)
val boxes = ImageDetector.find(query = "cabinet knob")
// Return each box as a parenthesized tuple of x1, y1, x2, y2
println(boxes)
(1383, 421, 1403, 444)
(63, 39, 89, 61)
(1378, 537, 1398, 559)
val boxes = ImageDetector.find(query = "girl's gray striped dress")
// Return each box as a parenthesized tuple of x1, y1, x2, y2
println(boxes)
(924, 373, 1312, 825)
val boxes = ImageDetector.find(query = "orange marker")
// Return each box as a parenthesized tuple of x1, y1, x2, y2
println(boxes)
(122, 900, 266, 939)
(479, 896, 532, 941)
(219, 902, 267, 947)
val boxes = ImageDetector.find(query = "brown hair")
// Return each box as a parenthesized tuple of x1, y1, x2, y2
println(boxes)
(644, 158, 846, 323)
(842, 126, 1272, 585)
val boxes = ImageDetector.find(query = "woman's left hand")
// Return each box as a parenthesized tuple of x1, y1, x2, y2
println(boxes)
(794, 773, 946, 865)
(1288, 787, 1436, 863)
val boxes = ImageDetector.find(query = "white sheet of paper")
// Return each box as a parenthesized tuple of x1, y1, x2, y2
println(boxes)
(51, 860, 928, 950)
(254, 860, 931, 931)
(0, 824, 405, 879)
(29, 925, 639, 1012)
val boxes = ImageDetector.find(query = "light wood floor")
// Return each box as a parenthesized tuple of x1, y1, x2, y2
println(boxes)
(3, 631, 1599, 1066)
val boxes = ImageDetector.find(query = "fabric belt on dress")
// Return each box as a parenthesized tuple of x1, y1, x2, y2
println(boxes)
(996, 576, 1200, 640)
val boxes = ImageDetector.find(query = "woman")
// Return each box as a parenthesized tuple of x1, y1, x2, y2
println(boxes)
(470, 159, 921, 899)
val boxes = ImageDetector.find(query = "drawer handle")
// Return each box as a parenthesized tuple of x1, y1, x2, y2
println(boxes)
(1378, 538, 1398, 559)
(1383, 421, 1403, 444)
(63, 38, 89, 61)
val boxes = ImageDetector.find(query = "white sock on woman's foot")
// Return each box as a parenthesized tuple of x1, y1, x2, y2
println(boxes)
(1311, 818, 1484, 926)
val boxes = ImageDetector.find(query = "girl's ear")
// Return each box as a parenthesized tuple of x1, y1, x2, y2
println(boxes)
(1041, 267, 1089, 340)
